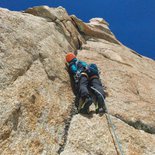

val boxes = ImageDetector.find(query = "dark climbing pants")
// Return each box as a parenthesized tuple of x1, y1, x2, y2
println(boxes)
(90, 78, 105, 108)
(76, 76, 105, 110)
(78, 75, 89, 98)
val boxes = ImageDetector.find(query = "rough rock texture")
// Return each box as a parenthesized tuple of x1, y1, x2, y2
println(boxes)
(61, 39, 155, 155)
(71, 15, 121, 45)
(0, 6, 79, 154)
(0, 6, 155, 155)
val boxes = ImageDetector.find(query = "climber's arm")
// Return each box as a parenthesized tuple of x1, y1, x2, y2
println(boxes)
(70, 64, 77, 75)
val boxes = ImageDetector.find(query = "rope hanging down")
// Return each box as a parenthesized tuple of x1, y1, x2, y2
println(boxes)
(91, 86, 124, 155)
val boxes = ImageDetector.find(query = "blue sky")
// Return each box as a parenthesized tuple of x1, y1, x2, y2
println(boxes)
(0, 0, 155, 60)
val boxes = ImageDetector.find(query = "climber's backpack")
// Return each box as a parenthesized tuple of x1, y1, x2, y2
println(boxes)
(87, 63, 99, 76)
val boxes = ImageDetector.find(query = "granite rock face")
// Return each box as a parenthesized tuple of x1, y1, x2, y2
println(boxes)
(0, 6, 78, 154)
(0, 6, 155, 155)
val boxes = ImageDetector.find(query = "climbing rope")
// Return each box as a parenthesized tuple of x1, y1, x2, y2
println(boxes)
(91, 87, 124, 155)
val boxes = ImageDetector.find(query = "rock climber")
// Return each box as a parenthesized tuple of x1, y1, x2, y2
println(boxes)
(66, 52, 106, 115)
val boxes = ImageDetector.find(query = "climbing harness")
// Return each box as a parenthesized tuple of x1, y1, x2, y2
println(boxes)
(89, 75, 99, 81)
(73, 60, 88, 83)
(91, 86, 124, 155)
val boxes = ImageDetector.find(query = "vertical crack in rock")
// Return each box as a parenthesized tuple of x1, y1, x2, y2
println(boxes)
(0, 104, 21, 141)
(38, 53, 63, 81)
(114, 114, 155, 134)
(54, 21, 76, 50)
(76, 37, 83, 50)
(61, 21, 78, 49)
(58, 101, 77, 154)
(11, 104, 21, 131)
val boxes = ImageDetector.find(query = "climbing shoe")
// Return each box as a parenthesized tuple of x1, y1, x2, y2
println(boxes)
(96, 106, 107, 116)
(78, 96, 92, 114)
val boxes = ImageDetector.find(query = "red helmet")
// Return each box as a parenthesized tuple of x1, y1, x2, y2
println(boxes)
(66, 53, 76, 63)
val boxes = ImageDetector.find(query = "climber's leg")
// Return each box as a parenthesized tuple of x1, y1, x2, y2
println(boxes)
(77, 75, 92, 114)
(90, 78, 106, 114)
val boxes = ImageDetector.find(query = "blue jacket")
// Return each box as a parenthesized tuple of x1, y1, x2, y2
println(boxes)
(68, 58, 99, 82)
(68, 58, 87, 77)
